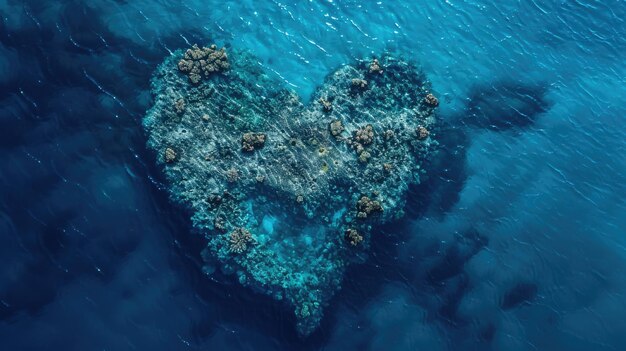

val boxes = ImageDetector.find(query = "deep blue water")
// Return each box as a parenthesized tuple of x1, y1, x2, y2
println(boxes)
(1, 0, 625, 350)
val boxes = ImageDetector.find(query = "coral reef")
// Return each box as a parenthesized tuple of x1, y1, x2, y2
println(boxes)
(144, 45, 439, 336)
(354, 124, 374, 145)
(174, 98, 185, 114)
(351, 78, 368, 91)
(369, 58, 383, 74)
(241, 132, 266, 152)
(319, 97, 333, 112)
(356, 195, 383, 219)
(228, 227, 255, 253)
(164, 147, 177, 163)
(344, 228, 363, 246)
(329, 119, 345, 137)
(177, 44, 230, 84)
(417, 125, 430, 140)
(226, 167, 239, 183)
(425, 92, 439, 107)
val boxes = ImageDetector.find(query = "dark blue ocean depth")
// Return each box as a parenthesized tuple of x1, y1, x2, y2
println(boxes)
(1, 1, 625, 350)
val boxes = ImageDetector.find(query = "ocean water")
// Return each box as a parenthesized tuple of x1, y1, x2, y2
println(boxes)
(1, 0, 625, 350)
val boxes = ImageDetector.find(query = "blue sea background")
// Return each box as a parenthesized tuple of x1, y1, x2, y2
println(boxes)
(1, 0, 625, 350)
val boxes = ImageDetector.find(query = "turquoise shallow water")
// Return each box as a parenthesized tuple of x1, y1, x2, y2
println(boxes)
(1, 0, 625, 350)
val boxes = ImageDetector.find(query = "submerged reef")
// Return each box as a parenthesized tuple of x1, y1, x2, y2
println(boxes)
(144, 44, 439, 336)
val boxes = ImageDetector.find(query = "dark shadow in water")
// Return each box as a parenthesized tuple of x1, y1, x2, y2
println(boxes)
(404, 79, 550, 220)
(426, 228, 488, 285)
(427, 229, 489, 325)
(315, 222, 490, 346)
(404, 122, 469, 219)
(501, 282, 538, 310)
(0, 0, 210, 328)
(462, 81, 550, 131)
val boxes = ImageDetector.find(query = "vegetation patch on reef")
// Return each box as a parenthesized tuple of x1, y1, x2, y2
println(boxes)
(143, 44, 439, 336)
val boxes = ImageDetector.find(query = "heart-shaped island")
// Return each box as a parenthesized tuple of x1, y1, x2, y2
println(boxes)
(144, 44, 439, 335)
